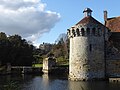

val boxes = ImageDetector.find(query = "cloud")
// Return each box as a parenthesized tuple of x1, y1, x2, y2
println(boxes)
(0, 0, 60, 44)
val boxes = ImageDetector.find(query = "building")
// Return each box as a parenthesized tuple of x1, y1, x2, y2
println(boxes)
(67, 8, 120, 81)
(104, 11, 120, 77)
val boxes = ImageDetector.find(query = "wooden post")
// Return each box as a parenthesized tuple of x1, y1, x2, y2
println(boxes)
(7, 63, 11, 74)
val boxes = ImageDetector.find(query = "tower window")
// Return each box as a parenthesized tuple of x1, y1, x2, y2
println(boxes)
(92, 28, 96, 36)
(89, 44, 92, 51)
(81, 28, 85, 36)
(86, 28, 90, 35)
(76, 28, 80, 36)
(72, 29, 76, 36)
(98, 28, 101, 36)
(68, 29, 70, 33)
(67, 29, 70, 35)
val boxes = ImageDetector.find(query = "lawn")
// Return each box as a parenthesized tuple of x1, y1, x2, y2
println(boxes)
(32, 64, 43, 68)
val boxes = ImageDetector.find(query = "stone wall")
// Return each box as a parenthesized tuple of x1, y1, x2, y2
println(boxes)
(42, 57, 56, 74)
(69, 36, 105, 80)
(106, 39, 120, 77)
(106, 59, 120, 77)
(106, 35, 120, 77)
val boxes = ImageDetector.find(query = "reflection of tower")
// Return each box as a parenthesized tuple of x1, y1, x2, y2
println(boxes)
(69, 81, 89, 90)
(68, 81, 107, 90)
(42, 74, 49, 90)
(67, 8, 108, 81)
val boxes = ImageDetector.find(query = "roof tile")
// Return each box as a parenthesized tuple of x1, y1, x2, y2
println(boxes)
(106, 16, 120, 32)
(76, 16, 104, 26)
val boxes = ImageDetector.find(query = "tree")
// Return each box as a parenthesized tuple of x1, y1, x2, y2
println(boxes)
(8, 35, 34, 66)
(49, 37, 69, 65)
(0, 33, 35, 66)
(0, 32, 10, 64)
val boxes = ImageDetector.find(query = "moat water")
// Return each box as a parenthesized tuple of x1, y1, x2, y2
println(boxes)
(0, 74, 120, 90)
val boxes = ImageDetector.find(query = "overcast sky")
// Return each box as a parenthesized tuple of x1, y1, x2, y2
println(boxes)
(0, 0, 120, 47)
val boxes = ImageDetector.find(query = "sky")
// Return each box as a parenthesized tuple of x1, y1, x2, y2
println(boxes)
(0, 0, 120, 47)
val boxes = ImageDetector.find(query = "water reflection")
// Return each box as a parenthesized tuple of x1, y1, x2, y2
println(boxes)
(0, 74, 120, 90)
(21, 74, 69, 90)
(69, 81, 108, 90)
(42, 74, 49, 90)
(0, 75, 22, 90)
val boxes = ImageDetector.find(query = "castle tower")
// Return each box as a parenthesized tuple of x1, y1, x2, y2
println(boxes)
(67, 8, 108, 81)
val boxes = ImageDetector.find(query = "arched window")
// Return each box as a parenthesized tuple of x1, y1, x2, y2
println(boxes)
(92, 28, 96, 36)
(67, 29, 70, 33)
(67, 29, 70, 35)
(98, 28, 100, 36)
(81, 28, 85, 36)
(86, 28, 90, 35)
(76, 28, 80, 36)
(89, 44, 92, 52)
(72, 29, 76, 37)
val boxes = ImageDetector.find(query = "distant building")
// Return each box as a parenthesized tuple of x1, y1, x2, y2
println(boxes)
(67, 8, 120, 81)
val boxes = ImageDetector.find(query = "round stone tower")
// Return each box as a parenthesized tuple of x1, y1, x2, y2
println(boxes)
(67, 8, 108, 81)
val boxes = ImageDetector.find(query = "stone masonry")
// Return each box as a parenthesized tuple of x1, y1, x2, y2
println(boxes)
(42, 55, 56, 74)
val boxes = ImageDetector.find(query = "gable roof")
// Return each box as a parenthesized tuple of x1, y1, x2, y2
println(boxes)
(106, 16, 120, 32)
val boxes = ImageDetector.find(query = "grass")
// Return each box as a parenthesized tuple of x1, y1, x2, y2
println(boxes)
(32, 63, 69, 68)
(32, 64, 43, 68)
(57, 63, 69, 67)
(32, 57, 69, 68)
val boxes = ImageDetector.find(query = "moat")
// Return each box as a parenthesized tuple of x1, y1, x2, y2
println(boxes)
(0, 74, 120, 90)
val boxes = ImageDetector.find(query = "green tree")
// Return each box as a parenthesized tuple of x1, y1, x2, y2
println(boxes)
(8, 35, 34, 66)
(0, 33, 35, 66)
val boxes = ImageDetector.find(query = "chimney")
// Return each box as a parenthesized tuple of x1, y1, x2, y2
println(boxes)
(104, 11, 107, 25)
